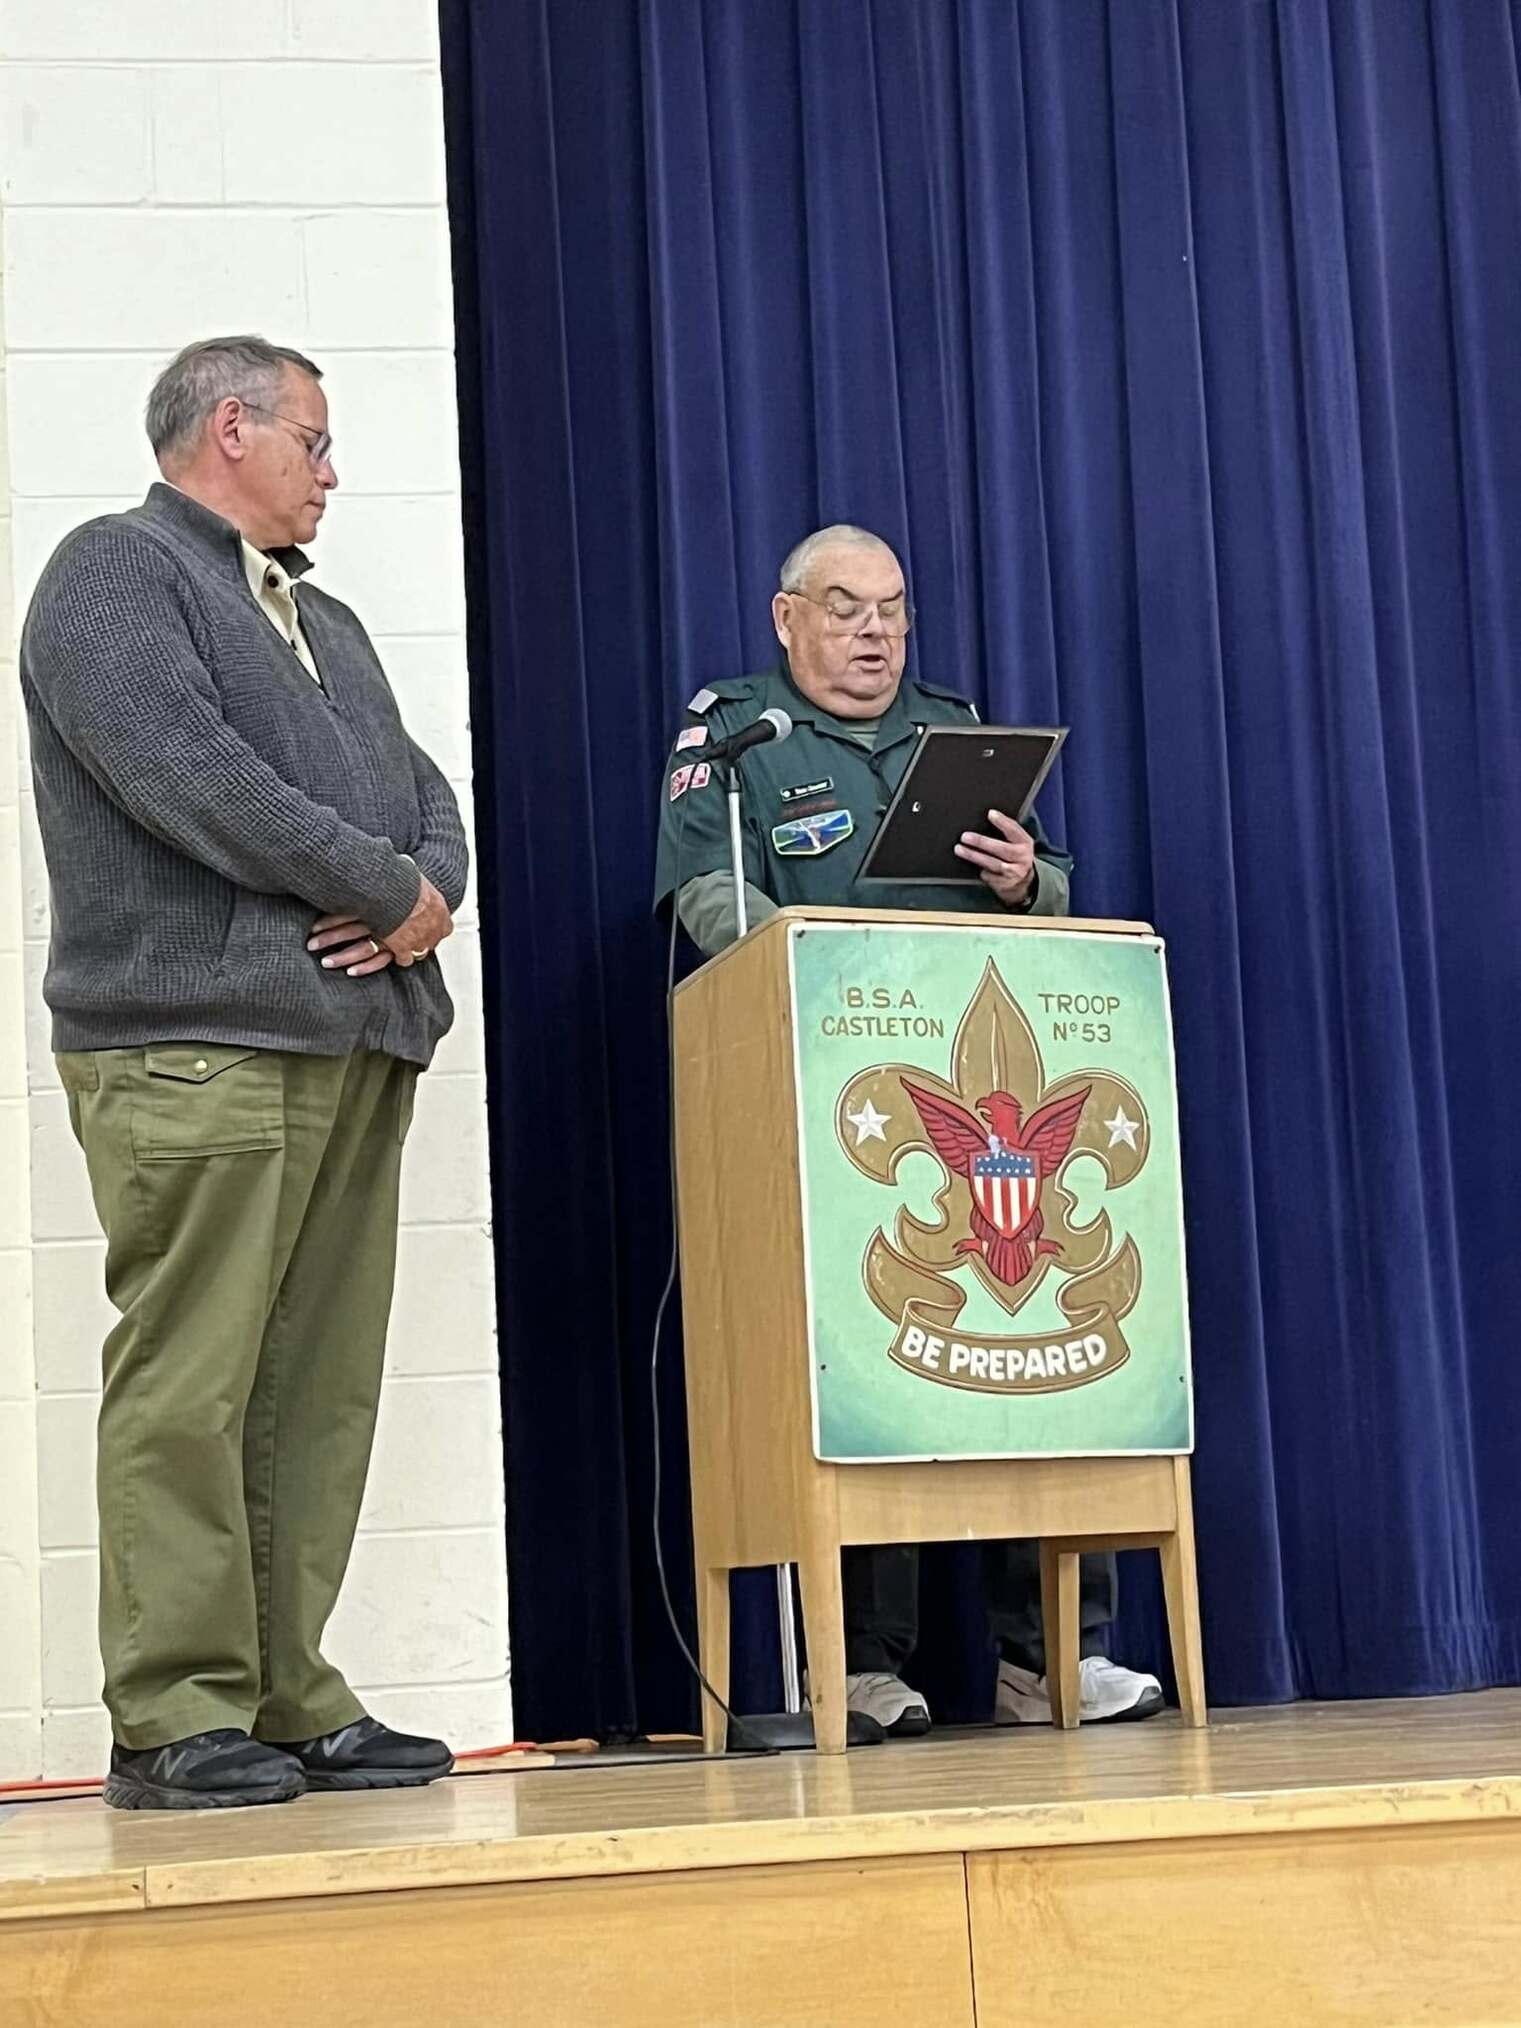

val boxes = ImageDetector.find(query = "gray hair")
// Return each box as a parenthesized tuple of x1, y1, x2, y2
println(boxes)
(778, 523, 897, 594)
(145, 335, 323, 460)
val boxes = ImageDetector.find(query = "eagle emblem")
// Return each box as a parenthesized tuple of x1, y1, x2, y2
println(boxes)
(901, 1082, 1091, 1288)
(835, 958, 1149, 1327)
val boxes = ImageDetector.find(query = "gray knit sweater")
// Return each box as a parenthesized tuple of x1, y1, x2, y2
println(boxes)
(20, 484, 468, 1067)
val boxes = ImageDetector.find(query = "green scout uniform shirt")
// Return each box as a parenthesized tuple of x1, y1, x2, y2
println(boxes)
(653, 658, 1072, 955)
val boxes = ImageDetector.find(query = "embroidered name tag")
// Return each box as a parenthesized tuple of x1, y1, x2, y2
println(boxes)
(780, 777, 834, 803)
(771, 809, 855, 855)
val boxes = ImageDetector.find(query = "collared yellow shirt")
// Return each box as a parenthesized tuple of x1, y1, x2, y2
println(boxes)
(240, 537, 321, 683)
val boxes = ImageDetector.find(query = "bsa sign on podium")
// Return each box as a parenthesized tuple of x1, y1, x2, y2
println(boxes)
(673, 906, 1207, 1749)
(788, 921, 1193, 1463)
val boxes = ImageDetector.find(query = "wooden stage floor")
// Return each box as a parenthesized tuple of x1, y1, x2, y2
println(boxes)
(5, 1691, 1521, 2025)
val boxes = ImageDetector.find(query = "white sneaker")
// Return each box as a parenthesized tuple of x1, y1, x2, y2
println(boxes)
(996, 1654, 1165, 1726)
(844, 1671, 932, 1737)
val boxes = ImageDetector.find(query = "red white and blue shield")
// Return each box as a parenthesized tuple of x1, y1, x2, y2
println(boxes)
(972, 1149, 1039, 1239)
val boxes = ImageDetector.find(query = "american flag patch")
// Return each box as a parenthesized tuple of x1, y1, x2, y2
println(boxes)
(971, 1149, 1038, 1238)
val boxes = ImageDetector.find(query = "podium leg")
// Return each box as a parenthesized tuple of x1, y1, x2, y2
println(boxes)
(797, 1541, 848, 1754)
(1162, 1458, 1208, 1728)
(1039, 1542, 1082, 1730)
(695, 1561, 731, 1755)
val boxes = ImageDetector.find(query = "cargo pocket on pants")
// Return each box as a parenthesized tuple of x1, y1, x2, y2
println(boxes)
(131, 1045, 285, 1161)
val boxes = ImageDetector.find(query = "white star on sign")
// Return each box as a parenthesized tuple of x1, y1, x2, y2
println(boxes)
(1104, 1106, 1139, 1150)
(846, 1099, 891, 1146)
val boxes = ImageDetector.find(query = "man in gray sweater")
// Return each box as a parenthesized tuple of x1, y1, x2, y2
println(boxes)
(21, 335, 467, 1810)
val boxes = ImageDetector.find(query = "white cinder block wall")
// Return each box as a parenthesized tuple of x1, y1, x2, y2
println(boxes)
(0, 1, 511, 1780)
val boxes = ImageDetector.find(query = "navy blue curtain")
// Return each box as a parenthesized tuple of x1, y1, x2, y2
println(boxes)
(439, 0, 1521, 1742)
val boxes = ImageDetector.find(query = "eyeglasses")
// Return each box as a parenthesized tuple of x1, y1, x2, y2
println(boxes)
(787, 587, 914, 637)
(238, 399, 334, 469)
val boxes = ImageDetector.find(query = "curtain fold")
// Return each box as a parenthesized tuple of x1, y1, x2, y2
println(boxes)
(440, 0, 1521, 1739)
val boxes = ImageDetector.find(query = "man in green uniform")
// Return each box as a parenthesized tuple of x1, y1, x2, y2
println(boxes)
(655, 524, 1163, 1736)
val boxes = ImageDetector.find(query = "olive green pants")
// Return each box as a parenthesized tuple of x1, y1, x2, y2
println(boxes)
(58, 1044, 417, 1750)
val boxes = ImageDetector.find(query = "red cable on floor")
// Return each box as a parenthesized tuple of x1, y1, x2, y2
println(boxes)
(0, 1742, 542, 1799)
(0, 1776, 100, 1797)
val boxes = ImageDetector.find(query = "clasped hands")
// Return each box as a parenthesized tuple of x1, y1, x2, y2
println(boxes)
(953, 808, 1037, 906)
(306, 873, 455, 978)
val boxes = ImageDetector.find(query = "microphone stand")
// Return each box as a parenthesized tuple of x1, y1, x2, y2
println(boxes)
(726, 762, 750, 942)
(711, 753, 882, 1752)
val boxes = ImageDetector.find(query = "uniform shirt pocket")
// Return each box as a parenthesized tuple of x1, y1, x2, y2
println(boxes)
(132, 1045, 285, 1161)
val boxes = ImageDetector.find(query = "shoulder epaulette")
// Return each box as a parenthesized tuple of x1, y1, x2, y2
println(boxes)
(683, 672, 765, 716)
(911, 678, 979, 718)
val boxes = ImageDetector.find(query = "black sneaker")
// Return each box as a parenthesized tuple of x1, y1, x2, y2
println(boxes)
(272, 1715, 454, 1792)
(104, 1729, 306, 1811)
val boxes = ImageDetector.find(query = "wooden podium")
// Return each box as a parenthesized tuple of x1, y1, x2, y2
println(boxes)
(672, 907, 1206, 1754)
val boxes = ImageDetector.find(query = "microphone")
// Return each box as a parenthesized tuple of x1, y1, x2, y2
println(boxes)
(703, 707, 793, 766)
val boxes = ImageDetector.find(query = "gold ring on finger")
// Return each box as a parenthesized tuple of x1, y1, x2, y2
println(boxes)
(367, 938, 380, 957)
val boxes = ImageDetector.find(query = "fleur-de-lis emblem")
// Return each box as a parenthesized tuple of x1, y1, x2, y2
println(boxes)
(837, 960, 1148, 1329)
